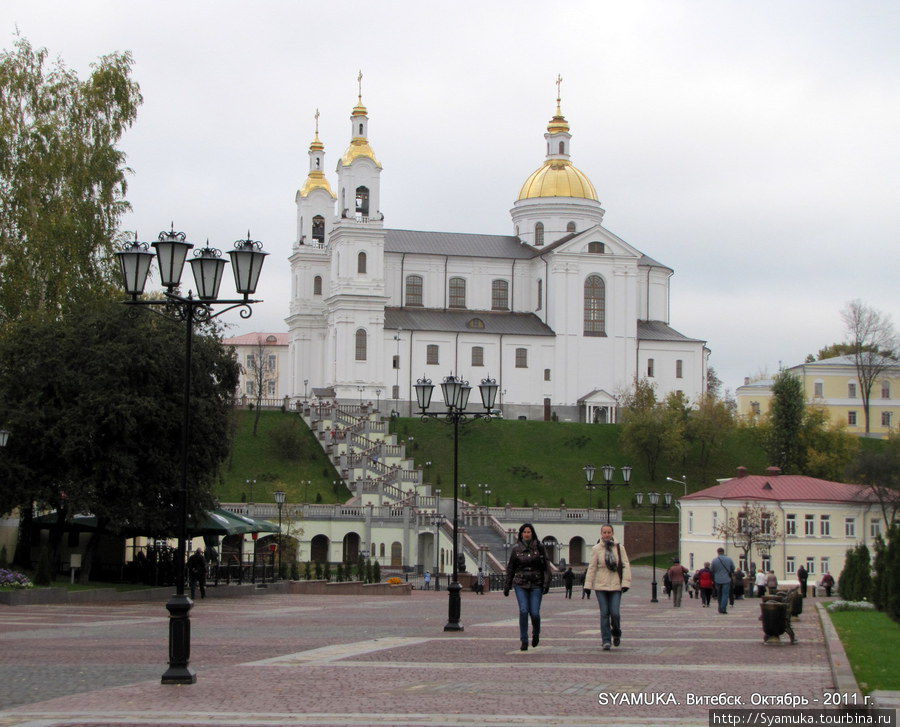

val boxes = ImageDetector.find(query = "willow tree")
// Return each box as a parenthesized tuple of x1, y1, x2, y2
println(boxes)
(0, 35, 142, 326)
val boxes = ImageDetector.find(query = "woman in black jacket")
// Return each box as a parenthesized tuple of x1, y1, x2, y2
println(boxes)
(504, 522, 553, 651)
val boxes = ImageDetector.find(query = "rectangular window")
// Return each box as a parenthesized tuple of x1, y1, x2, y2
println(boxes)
(688, 511, 694, 534)
(785, 557, 796, 574)
(712, 511, 718, 534)
(647, 358, 655, 377)
(392, 355, 400, 370)
(426, 344, 439, 365)
(247, 381, 255, 395)
(761, 555, 771, 572)
(845, 518, 856, 537)
(848, 382, 857, 398)
(471, 346, 484, 367)
(515, 348, 528, 368)
(883, 411, 893, 427)
(806, 557, 816, 575)
(392, 385, 399, 400)
(762, 515, 773, 535)
(405, 275, 423, 307)
(491, 280, 509, 310)
(448, 277, 466, 308)
(676, 359, 683, 378)
(871, 519, 881, 538)
(246, 354, 255, 370)
(804, 515, 815, 536)
(848, 411, 857, 426)
(786, 514, 796, 536)
(267, 354, 277, 371)
(544, 368, 551, 381)
(814, 382, 824, 398)
(820, 557, 829, 576)
(820, 515, 830, 536)
(689, 553, 694, 570)
(267, 380, 276, 396)
(751, 402, 761, 415)
(882, 380, 891, 399)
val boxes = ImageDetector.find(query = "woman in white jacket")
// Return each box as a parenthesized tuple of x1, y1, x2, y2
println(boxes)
(583, 524, 632, 651)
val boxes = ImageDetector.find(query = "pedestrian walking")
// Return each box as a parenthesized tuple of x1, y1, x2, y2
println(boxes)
(666, 558, 689, 607)
(765, 570, 778, 595)
(563, 566, 574, 599)
(820, 572, 834, 597)
(710, 547, 735, 614)
(748, 562, 757, 597)
(755, 569, 767, 598)
(476, 567, 485, 595)
(698, 564, 714, 607)
(733, 567, 745, 600)
(503, 523, 552, 651)
(797, 565, 808, 597)
(583, 524, 632, 651)
(424, 570, 431, 590)
(187, 548, 207, 600)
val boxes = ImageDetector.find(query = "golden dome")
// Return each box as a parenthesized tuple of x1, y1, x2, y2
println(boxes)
(351, 102, 368, 118)
(517, 159, 597, 201)
(300, 170, 335, 198)
(547, 102, 570, 134)
(340, 137, 382, 168)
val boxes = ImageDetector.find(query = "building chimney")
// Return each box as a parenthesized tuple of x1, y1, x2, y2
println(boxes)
(765, 466, 781, 477)
(744, 377, 750, 386)
(736, 466, 748, 478)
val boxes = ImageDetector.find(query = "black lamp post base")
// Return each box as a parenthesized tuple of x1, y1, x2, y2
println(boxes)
(651, 581, 659, 603)
(444, 580, 464, 632)
(162, 594, 196, 684)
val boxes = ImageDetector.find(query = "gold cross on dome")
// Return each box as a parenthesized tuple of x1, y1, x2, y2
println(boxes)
(556, 74, 563, 105)
(314, 108, 320, 135)
(357, 70, 363, 102)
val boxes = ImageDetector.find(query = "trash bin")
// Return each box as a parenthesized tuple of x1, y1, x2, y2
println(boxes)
(760, 594, 796, 644)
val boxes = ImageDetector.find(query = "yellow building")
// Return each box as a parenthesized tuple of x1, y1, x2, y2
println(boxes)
(736, 355, 898, 438)
(679, 467, 885, 585)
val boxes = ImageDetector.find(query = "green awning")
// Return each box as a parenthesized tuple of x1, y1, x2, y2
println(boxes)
(32, 508, 279, 537)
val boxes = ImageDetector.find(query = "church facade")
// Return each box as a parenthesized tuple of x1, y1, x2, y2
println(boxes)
(286, 87, 709, 422)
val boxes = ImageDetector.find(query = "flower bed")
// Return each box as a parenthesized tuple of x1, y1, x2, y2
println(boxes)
(0, 569, 34, 589)
(826, 600, 876, 612)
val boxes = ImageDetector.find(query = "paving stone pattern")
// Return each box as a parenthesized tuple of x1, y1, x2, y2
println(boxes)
(0, 567, 837, 726)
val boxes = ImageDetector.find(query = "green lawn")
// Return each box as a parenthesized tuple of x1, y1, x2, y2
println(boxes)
(630, 551, 678, 567)
(829, 610, 900, 693)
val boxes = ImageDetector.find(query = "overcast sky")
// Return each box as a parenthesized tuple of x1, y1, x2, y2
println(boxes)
(7, 1, 898, 394)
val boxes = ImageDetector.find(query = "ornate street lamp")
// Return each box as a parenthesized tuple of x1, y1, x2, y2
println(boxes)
(599, 464, 632, 524)
(117, 227, 267, 684)
(430, 511, 445, 591)
(636, 490, 662, 602)
(583, 465, 597, 509)
(274, 489, 286, 578)
(414, 373, 498, 631)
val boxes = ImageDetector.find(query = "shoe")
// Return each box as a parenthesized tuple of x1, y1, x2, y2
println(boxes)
(532, 633, 540, 647)
(602, 643, 611, 651)
(613, 635, 620, 646)
(520, 640, 528, 651)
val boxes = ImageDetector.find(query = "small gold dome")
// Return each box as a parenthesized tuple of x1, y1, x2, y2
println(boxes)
(547, 109, 570, 134)
(309, 136, 324, 152)
(340, 138, 382, 168)
(352, 102, 367, 118)
(300, 170, 335, 199)
(517, 159, 597, 201)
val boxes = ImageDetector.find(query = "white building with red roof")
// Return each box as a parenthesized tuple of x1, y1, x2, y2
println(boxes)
(679, 466, 883, 585)
(222, 332, 291, 402)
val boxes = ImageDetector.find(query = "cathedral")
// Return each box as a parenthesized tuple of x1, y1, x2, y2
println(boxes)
(286, 81, 709, 422)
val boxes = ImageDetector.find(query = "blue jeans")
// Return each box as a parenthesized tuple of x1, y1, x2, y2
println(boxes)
(594, 590, 622, 645)
(717, 582, 731, 613)
(514, 586, 543, 641)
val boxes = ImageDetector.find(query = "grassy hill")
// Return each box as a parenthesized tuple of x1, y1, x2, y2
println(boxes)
(220, 410, 786, 519)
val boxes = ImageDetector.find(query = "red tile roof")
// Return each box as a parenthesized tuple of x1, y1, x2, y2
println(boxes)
(222, 332, 289, 346)
(682, 474, 871, 504)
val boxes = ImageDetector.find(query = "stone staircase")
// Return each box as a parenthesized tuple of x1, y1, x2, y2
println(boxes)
(463, 524, 510, 567)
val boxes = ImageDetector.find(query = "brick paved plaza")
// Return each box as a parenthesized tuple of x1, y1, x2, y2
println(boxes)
(0, 567, 836, 726)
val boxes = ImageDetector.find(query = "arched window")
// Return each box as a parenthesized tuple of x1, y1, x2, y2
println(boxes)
(312, 215, 325, 243)
(588, 241, 605, 254)
(357, 251, 367, 274)
(426, 344, 439, 365)
(405, 274, 423, 306)
(449, 277, 466, 308)
(313, 276, 322, 295)
(567, 221, 576, 233)
(515, 348, 528, 368)
(472, 346, 484, 367)
(559, 141, 565, 154)
(583, 275, 606, 336)
(491, 279, 509, 310)
(537, 279, 543, 311)
(534, 222, 544, 246)
(355, 185, 369, 215)
(355, 329, 367, 361)
(359, 123, 364, 135)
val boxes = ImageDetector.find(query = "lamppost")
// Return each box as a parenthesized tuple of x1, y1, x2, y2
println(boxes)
(478, 483, 491, 506)
(583, 465, 597, 509)
(246, 478, 256, 506)
(414, 373, 498, 631)
(116, 226, 267, 685)
(590, 463, 632, 523)
(430, 511, 445, 590)
(666, 475, 687, 496)
(274, 489, 285, 578)
(356, 384, 365, 407)
(303, 379, 309, 401)
(375, 387, 383, 413)
(635, 491, 670, 602)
